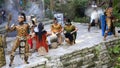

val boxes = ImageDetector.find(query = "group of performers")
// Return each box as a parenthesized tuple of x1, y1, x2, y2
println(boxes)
(5, 12, 78, 67)
(85, 0, 118, 41)
(4, 0, 119, 67)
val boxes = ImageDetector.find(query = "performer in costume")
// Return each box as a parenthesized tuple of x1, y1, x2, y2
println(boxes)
(51, 18, 63, 45)
(64, 19, 78, 45)
(5, 12, 30, 66)
(104, 6, 117, 40)
(27, 19, 37, 49)
(34, 23, 51, 55)
(85, 1, 104, 32)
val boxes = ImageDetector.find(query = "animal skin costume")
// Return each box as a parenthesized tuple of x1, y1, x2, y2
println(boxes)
(105, 7, 113, 29)
(6, 23, 30, 66)
(104, 7, 116, 40)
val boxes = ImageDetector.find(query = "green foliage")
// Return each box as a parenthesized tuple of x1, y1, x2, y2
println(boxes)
(113, 0, 120, 27)
(112, 45, 120, 54)
(114, 56, 120, 68)
(108, 41, 120, 55)
(45, 10, 53, 19)
(74, 17, 89, 23)
(44, 0, 50, 9)
(72, 0, 88, 18)
(0, 0, 4, 7)
(108, 40, 120, 67)
(53, 0, 88, 21)
(117, 57, 120, 63)
(95, 45, 101, 56)
(113, 0, 120, 11)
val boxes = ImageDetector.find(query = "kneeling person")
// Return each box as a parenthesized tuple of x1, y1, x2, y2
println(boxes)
(64, 19, 78, 45)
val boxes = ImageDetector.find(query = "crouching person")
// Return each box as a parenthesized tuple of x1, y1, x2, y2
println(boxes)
(64, 19, 78, 45)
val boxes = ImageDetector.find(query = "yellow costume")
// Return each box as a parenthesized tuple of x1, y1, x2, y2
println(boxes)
(104, 7, 116, 40)
(51, 24, 62, 33)
(51, 23, 62, 44)
(6, 23, 30, 66)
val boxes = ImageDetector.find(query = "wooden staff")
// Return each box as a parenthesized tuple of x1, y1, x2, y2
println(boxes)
(4, 13, 12, 48)
(7, 13, 12, 27)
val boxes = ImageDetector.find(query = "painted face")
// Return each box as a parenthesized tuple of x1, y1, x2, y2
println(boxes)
(66, 23, 71, 26)
(109, 7, 113, 12)
(107, 7, 113, 13)
(54, 20, 57, 23)
(18, 15, 24, 23)
(54, 20, 58, 24)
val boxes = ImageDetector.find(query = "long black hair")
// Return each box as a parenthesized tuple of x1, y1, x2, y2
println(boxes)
(36, 23, 47, 41)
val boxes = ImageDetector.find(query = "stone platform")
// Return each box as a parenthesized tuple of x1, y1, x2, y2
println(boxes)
(2, 23, 120, 68)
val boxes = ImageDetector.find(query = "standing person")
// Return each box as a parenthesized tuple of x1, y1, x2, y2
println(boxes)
(88, 4, 99, 32)
(34, 23, 51, 55)
(1, 9, 6, 22)
(27, 19, 37, 50)
(104, 6, 117, 40)
(51, 18, 63, 45)
(64, 19, 78, 45)
(5, 12, 30, 66)
(86, 1, 105, 32)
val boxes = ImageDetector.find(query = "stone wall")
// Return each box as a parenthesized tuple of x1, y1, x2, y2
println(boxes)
(22, 38, 120, 68)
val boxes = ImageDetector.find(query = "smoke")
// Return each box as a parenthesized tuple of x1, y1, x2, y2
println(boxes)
(26, 0, 44, 21)
(4, 0, 45, 24)
(85, 7, 104, 18)
(5, 0, 19, 24)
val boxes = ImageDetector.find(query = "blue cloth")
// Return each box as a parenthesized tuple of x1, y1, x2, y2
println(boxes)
(100, 15, 112, 36)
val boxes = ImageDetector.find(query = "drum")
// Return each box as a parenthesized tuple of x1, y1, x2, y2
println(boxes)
(38, 46, 47, 56)
(51, 42, 58, 49)
(49, 34, 58, 43)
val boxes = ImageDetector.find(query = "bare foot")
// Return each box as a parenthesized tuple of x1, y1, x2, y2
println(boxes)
(88, 28, 90, 32)
(24, 61, 29, 64)
(114, 35, 118, 38)
(103, 38, 106, 41)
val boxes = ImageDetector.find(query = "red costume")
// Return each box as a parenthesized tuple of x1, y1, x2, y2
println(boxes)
(27, 36, 33, 49)
(34, 32, 48, 52)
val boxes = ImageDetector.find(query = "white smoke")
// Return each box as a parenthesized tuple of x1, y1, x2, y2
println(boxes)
(85, 7, 104, 17)
(85, 7, 104, 23)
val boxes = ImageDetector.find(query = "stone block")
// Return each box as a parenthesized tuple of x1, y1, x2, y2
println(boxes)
(82, 54, 94, 65)
(95, 61, 102, 68)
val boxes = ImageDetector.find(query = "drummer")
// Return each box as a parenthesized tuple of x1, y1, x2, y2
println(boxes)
(51, 18, 63, 45)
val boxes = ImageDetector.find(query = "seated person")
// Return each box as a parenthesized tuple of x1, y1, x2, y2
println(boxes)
(51, 18, 63, 45)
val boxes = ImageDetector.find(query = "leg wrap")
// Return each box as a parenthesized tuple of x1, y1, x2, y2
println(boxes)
(9, 55, 15, 67)
(24, 56, 29, 64)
